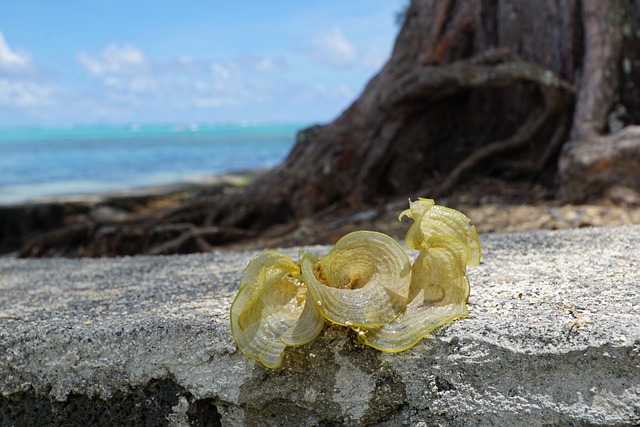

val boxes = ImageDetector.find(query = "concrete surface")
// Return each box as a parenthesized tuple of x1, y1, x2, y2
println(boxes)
(0, 225, 639, 426)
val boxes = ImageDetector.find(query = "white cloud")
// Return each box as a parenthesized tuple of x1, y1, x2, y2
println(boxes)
(0, 33, 57, 113)
(78, 43, 147, 76)
(311, 27, 357, 65)
(75, 44, 286, 114)
(100, 75, 147, 89)
(10, 39, 363, 123)
(309, 27, 387, 70)
(235, 56, 283, 73)
(0, 78, 55, 107)
(0, 32, 31, 70)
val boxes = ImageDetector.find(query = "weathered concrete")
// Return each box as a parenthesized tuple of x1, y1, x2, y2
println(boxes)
(1, 225, 639, 426)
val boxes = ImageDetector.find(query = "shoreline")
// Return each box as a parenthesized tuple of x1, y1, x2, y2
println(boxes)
(0, 167, 269, 208)
(0, 168, 268, 255)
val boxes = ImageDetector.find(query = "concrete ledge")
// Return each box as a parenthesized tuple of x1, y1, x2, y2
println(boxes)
(1, 226, 639, 426)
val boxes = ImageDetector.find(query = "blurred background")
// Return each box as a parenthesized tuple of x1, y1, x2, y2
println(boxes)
(0, 0, 403, 202)
(2, 0, 640, 257)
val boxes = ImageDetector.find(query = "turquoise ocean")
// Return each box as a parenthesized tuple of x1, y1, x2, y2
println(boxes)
(0, 123, 304, 204)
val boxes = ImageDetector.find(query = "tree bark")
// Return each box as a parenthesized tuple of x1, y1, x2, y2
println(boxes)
(558, 0, 640, 199)
(18, 0, 640, 257)
(222, 0, 584, 221)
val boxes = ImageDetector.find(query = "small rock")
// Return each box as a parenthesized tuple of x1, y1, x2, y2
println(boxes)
(89, 206, 130, 223)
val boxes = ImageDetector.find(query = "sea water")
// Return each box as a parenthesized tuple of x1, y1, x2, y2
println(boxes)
(0, 123, 304, 204)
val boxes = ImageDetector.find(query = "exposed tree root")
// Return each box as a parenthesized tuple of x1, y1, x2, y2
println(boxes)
(147, 226, 256, 255)
(559, 126, 640, 201)
(435, 89, 570, 196)
(19, 223, 90, 257)
(384, 49, 575, 196)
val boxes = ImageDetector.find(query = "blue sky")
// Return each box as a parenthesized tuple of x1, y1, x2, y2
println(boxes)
(0, 1, 404, 127)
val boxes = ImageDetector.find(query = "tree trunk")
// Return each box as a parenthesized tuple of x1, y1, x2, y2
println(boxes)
(19, 0, 640, 257)
(226, 0, 640, 221)
(558, 0, 640, 199)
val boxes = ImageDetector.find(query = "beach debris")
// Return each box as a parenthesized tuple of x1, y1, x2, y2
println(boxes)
(300, 231, 411, 328)
(556, 302, 590, 332)
(229, 251, 324, 368)
(229, 198, 481, 368)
